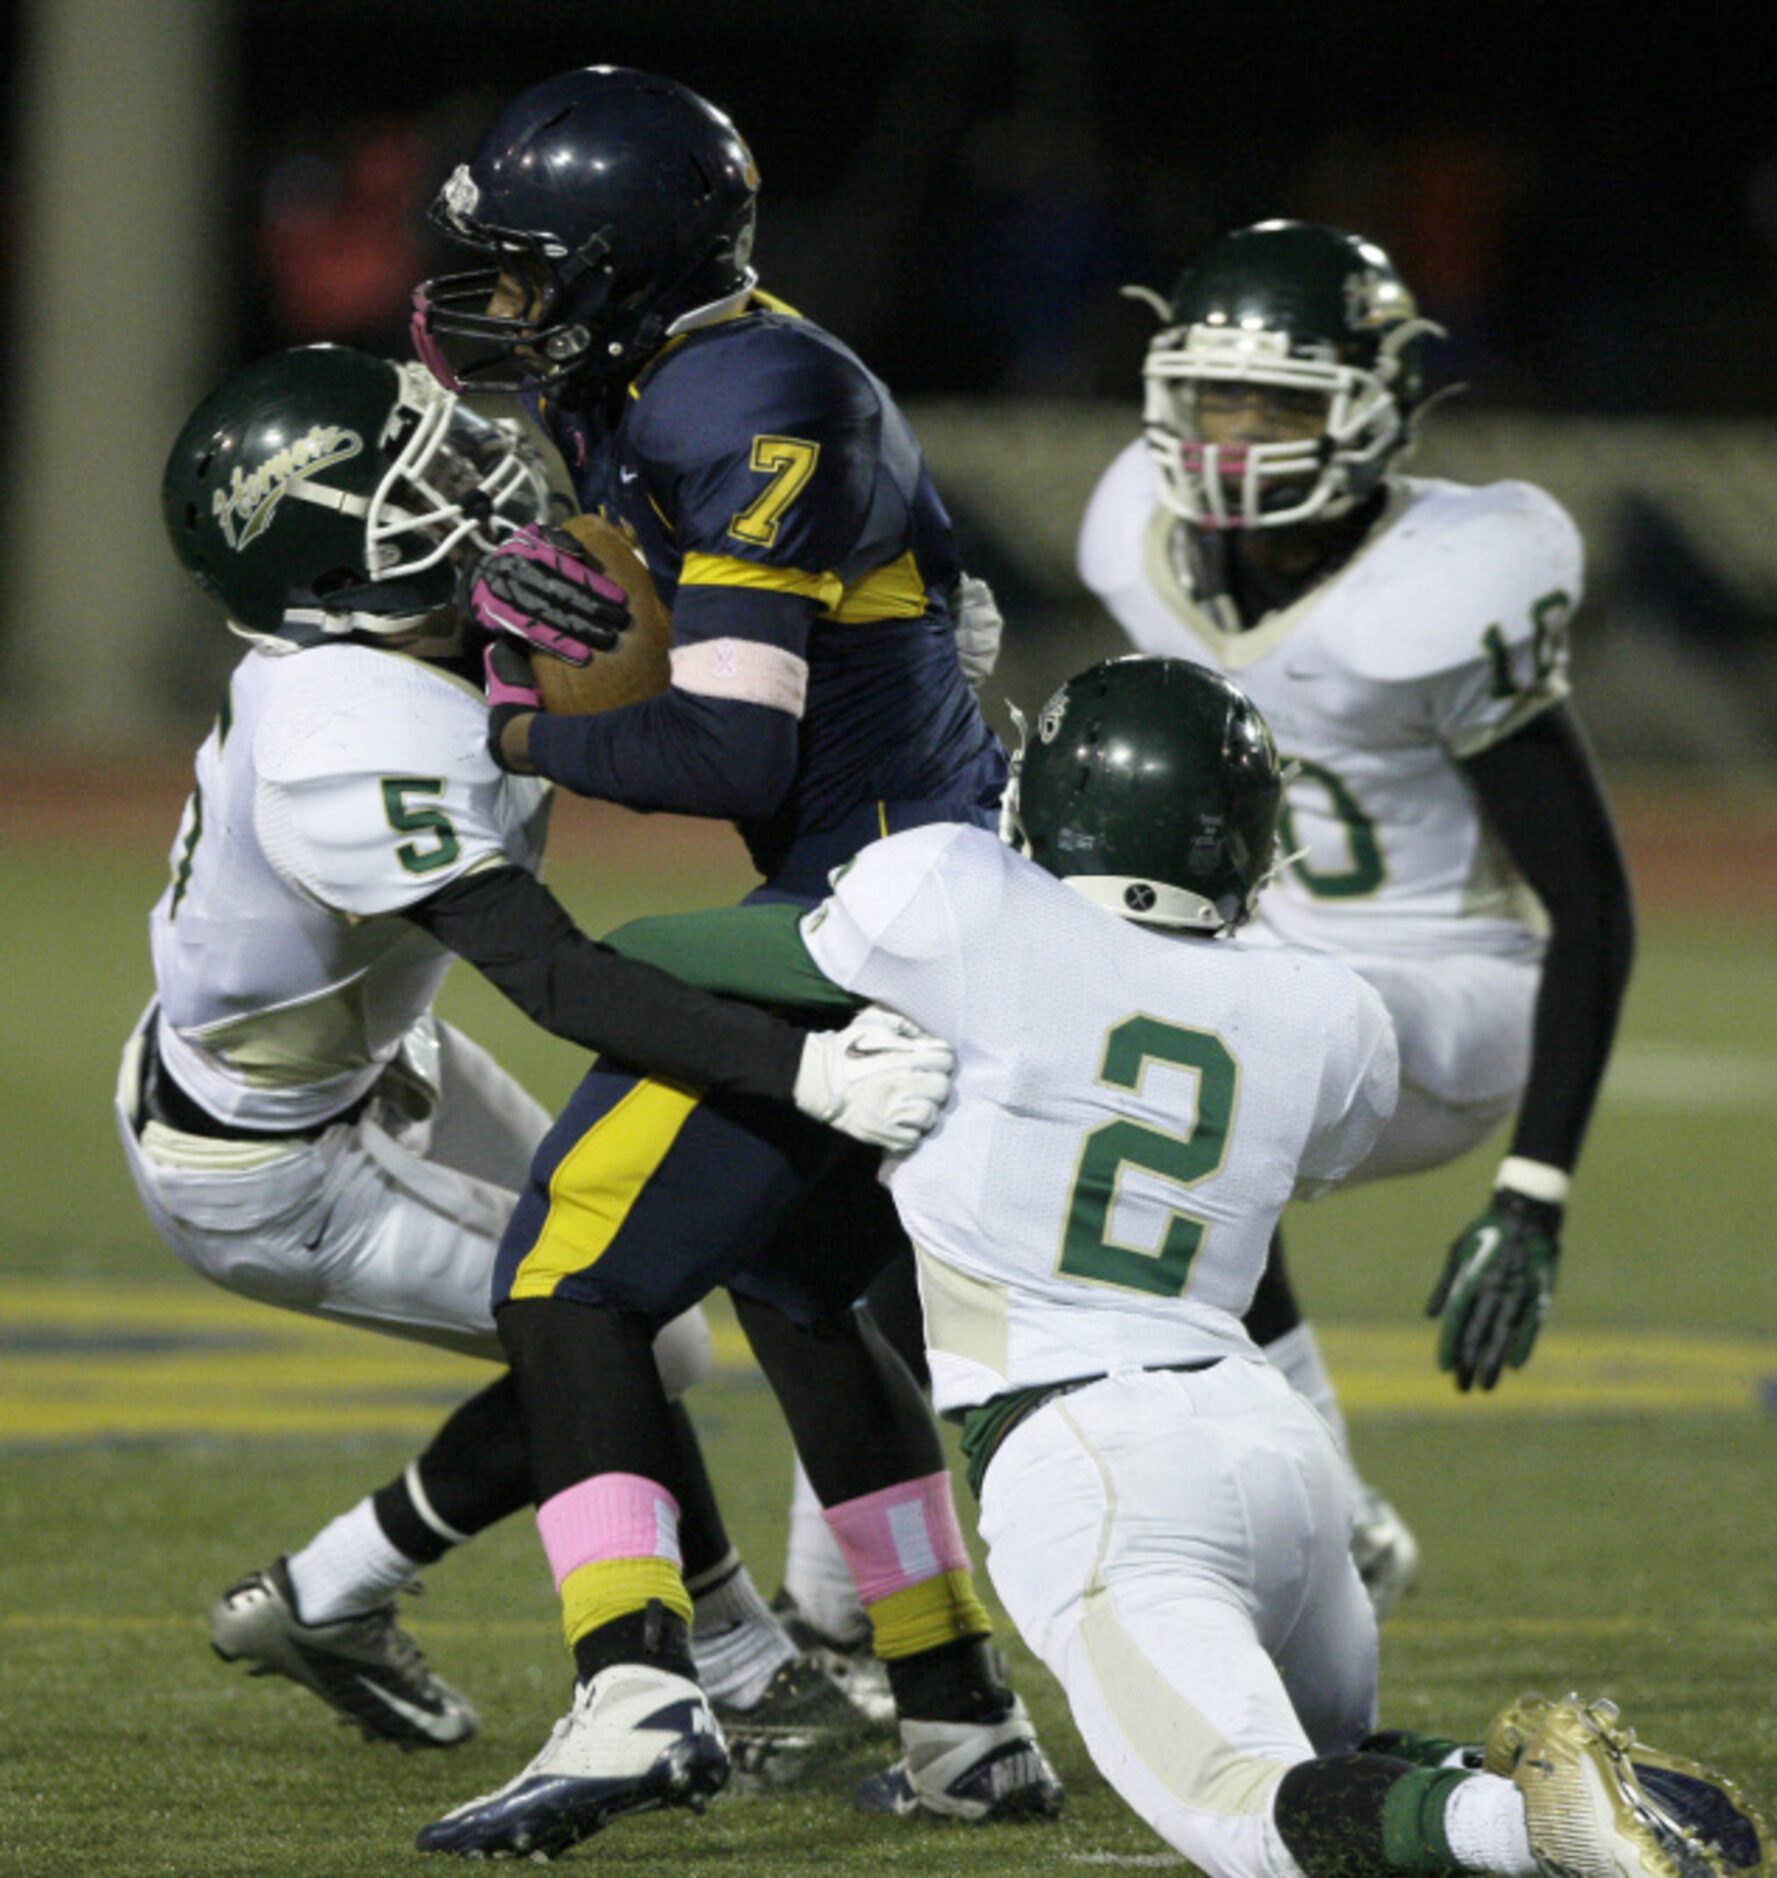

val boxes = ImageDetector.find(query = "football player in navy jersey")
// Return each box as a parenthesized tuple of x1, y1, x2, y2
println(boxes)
(408, 68, 1060, 1860)
(412, 70, 1006, 892)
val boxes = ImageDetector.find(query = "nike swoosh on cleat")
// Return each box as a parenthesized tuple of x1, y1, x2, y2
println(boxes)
(352, 1674, 459, 1740)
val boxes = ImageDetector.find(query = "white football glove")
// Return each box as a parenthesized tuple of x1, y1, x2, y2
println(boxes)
(793, 1004, 955, 1152)
(949, 572, 1004, 689)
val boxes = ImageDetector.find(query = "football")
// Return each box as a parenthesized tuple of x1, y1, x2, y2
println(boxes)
(528, 512, 673, 715)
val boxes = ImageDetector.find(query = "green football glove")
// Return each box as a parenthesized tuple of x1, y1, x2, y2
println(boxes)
(1426, 1187, 1563, 1392)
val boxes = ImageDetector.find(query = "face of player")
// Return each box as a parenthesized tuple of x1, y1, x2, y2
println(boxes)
(1188, 382, 1329, 451)
(487, 262, 549, 326)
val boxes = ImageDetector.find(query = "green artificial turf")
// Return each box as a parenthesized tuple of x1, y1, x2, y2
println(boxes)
(1, 833, 1772, 1875)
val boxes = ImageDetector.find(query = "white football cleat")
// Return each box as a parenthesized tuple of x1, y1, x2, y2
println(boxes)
(1352, 1488, 1420, 1622)
(415, 1663, 729, 1859)
(854, 1696, 1065, 1822)
(210, 1557, 477, 1748)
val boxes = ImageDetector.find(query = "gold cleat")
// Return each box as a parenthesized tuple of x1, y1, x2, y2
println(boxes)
(1502, 1692, 1771, 1878)
(1485, 1690, 1558, 1778)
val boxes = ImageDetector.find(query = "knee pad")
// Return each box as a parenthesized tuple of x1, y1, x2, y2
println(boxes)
(650, 1305, 713, 1398)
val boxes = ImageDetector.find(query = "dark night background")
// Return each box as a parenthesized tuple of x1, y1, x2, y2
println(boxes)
(196, 4, 1777, 412)
(1, 1, 1775, 752)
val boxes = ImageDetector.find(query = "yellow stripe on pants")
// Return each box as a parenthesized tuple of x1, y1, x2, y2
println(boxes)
(509, 1079, 702, 1302)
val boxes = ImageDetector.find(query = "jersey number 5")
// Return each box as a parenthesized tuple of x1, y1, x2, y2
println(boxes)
(728, 435, 820, 548)
(1056, 1016, 1238, 1299)
(382, 778, 461, 875)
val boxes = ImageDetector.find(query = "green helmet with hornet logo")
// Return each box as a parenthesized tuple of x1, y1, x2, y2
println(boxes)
(161, 343, 548, 643)
(1137, 219, 1443, 531)
(1003, 655, 1286, 933)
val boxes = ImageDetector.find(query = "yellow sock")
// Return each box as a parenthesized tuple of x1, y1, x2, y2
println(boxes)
(559, 1556, 692, 1654)
(866, 1567, 992, 1660)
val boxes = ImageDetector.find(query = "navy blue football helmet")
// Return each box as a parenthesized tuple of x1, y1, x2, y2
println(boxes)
(412, 66, 759, 401)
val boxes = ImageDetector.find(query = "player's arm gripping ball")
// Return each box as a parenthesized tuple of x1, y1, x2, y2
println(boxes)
(792, 1004, 955, 1152)
(469, 522, 634, 666)
(1426, 1186, 1563, 1391)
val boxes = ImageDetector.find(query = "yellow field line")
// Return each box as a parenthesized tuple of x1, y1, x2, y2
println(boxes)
(2, 1284, 1772, 1441)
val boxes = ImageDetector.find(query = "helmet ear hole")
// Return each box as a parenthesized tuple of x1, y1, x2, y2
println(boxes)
(310, 565, 366, 600)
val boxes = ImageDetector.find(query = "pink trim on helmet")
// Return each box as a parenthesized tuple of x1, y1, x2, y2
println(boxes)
(410, 286, 464, 394)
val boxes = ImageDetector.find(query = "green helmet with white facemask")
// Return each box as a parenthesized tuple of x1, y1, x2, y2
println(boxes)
(1137, 220, 1443, 532)
(161, 344, 549, 644)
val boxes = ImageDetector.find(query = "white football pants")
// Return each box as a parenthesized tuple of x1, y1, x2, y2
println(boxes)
(977, 1359, 1378, 1878)
(116, 1012, 710, 1394)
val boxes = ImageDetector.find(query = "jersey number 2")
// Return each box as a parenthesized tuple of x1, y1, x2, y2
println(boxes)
(1056, 1016, 1237, 1299)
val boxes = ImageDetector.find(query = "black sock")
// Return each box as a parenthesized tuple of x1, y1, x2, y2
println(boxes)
(863, 1250, 931, 1393)
(1274, 1752, 1468, 1877)
(733, 1294, 944, 1504)
(497, 1298, 687, 1505)
(664, 1399, 735, 1584)
(371, 1370, 532, 1565)
(571, 1599, 697, 1687)
(884, 1637, 1010, 1725)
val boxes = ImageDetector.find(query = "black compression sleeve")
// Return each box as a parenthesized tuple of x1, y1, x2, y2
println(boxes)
(401, 864, 805, 1103)
(1460, 704, 1636, 1171)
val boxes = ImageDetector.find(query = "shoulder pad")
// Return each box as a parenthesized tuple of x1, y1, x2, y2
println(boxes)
(254, 648, 494, 789)
(1328, 478, 1584, 683)
(813, 822, 996, 959)
(1077, 438, 1158, 597)
(631, 319, 881, 473)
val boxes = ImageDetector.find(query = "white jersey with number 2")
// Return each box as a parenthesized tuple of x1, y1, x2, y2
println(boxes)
(801, 823, 1397, 1417)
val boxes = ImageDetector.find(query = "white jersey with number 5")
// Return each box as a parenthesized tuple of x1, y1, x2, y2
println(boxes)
(149, 642, 550, 1133)
(800, 824, 1397, 1415)
(1078, 445, 1582, 963)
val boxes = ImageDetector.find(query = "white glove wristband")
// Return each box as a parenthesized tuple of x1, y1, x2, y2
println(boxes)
(1496, 1156, 1570, 1206)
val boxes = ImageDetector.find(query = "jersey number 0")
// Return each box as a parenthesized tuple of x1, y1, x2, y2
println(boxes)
(1056, 1015, 1238, 1300)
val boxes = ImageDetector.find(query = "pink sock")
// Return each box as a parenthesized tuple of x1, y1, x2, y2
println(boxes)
(535, 1473, 681, 1588)
(821, 1471, 971, 1604)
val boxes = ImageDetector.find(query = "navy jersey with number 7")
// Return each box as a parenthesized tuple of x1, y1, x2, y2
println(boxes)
(525, 290, 1008, 900)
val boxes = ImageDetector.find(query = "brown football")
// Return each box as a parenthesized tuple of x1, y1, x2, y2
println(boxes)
(527, 512, 673, 715)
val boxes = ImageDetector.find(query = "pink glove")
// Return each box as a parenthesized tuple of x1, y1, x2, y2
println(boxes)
(470, 524, 632, 668)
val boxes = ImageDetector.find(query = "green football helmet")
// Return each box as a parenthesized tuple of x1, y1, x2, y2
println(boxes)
(161, 344, 550, 645)
(1135, 220, 1443, 531)
(1002, 655, 1286, 933)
